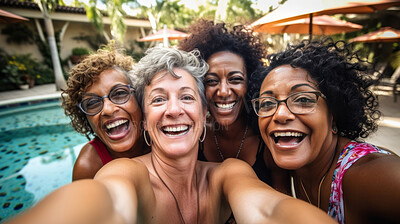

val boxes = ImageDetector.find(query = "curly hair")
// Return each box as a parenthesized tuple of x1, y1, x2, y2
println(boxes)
(179, 19, 267, 122)
(61, 44, 135, 139)
(248, 38, 380, 140)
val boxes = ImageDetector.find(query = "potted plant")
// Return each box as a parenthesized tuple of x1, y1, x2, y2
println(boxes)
(1, 54, 37, 89)
(70, 47, 90, 64)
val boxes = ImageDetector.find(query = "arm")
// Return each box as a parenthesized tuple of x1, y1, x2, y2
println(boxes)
(5, 179, 127, 224)
(5, 158, 154, 224)
(343, 153, 400, 223)
(220, 159, 335, 224)
(73, 143, 103, 181)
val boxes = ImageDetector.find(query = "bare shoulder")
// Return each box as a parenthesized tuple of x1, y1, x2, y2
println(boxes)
(343, 152, 400, 222)
(96, 157, 149, 181)
(73, 142, 103, 181)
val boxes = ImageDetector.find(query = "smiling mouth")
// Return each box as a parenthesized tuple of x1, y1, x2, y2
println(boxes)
(162, 125, 190, 136)
(105, 119, 129, 136)
(272, 131, 305, 145)
(215, 101, 236, 110)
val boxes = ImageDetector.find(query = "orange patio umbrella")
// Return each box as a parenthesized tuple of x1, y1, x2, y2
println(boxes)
(350, 27, 400, 43)
(138, 26, 189, 47)
(0, 9, 28, 23)
(251, 0, 400, 39)
(257, 15, 362, 35)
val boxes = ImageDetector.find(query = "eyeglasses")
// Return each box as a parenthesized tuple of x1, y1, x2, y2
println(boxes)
(77, 84, 135, 115)
(251, 91, 326, 117)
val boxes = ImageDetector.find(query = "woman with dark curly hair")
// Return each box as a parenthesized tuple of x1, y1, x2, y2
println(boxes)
(62, 43, 149, 181)
(179, 20, 289, 195)
(250, 39, 400, 223)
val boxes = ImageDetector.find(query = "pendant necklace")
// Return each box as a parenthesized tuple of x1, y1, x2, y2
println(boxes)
(213, 123, 248, 161)
(299, 174, 327, 208)
(151, 155, 200, 224)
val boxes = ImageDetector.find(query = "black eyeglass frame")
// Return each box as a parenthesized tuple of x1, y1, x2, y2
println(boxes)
(251, 91, 326, 118)
(77, 84, 135, 116)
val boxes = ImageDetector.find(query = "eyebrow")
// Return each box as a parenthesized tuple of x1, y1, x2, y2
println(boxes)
(206, 71, 245, 77)
(148, 86, 197, 96)
(260, 83, 318, 96)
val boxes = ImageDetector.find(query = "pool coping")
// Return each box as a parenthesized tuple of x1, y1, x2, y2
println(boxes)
(0, 93, 62, 108)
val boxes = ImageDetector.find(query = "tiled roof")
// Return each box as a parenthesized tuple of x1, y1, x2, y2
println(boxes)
(0, 0, 147, 19)
(0, 0, 86, 14)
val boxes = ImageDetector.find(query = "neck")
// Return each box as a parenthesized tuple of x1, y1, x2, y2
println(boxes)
(151, 151, 197, 186)
(108, 138, 149, 159)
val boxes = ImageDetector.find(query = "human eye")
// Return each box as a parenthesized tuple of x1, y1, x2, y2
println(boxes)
(83, 97, 102, 110)
(291, 93, 317, 106)
(181, 94, 195, 102)
(111, 87, 130, 100)
(150, 96, 166, 105)
(228, 75, 245, 84)
(204, 76, 219, 86)
(259, 98, 276, 111)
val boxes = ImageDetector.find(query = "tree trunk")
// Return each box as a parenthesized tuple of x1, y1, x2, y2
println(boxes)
(38, 1, 67, 91)
(43, 17, 67, 91)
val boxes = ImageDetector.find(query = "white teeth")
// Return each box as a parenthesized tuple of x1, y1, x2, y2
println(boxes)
(106, 119, 128, 130)
(163, 125, 189, 132)
(273, 132, 304, 138)
(216, 102, 235, 109)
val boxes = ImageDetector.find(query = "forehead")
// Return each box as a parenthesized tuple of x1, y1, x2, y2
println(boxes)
(261, 65, 318, 92)
(146, 68, 197, 91)
(207, 51, 246, 72)
(87, 69, 128, 92)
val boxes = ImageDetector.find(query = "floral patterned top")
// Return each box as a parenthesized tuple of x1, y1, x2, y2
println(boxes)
(327, 141, 390, 223)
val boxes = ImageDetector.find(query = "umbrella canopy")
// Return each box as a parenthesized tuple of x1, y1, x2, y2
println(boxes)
(257, 15, 362, 35)
(350, 27, 400, 43)
(138, 28, 189, 42)
(251, 0, 400, 38)
(0, 9, 28, 23)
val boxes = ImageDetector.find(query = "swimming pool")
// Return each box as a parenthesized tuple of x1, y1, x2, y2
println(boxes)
(0, 100, 87, 222)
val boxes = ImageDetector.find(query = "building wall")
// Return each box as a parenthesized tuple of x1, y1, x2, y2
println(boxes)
(0, 7, 151, 71)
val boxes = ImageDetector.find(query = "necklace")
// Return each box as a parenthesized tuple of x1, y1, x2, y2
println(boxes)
(151, 155, 200, 224)
(213, 123, 248, 161)
(299, 174, 327, 208)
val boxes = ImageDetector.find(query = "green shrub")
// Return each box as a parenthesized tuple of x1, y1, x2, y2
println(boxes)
(72, 47, 90, 56)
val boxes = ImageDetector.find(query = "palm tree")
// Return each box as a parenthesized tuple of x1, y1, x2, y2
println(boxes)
(34, 0, 67, 90)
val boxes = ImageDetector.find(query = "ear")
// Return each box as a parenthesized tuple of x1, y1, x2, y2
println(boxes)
(143, 115, 148, 131)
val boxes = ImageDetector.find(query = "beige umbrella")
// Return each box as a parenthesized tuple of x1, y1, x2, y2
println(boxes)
(138, 25, 189, 47)
(251, 0, 400, 39)
(257, 15, 362, 35)
(350, 27, 400, 43)
(0, 9, 28, 23)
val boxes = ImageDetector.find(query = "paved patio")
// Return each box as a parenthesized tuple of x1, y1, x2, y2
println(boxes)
(0, 83, 399, 155)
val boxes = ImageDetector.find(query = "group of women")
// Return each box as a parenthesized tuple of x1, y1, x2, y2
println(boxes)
(5, 19, 400, 224)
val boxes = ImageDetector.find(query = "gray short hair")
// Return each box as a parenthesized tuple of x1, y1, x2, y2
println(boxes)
(129, 47, 209, 109)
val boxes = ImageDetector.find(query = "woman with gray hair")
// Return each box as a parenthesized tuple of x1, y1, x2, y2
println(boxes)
(5, 47, 335, 224)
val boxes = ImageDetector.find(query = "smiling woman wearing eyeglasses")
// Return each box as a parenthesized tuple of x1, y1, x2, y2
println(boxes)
(62, 43, 149, 181)
(248, 39, 400, 224)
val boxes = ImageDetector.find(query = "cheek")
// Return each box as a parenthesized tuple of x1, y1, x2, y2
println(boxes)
(86, 116, 99, 133)
(258, 117, 271, 139)
(205, 86, 216, 100)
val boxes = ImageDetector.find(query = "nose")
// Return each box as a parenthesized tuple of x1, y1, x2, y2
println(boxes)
(165, 98, 183, 117)
(101, 97, 117, 115)
(217, 81, 231, 97)
(272, 102, 295, 123)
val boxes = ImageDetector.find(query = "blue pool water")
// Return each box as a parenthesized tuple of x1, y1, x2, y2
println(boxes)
(0, 100, 87, 222)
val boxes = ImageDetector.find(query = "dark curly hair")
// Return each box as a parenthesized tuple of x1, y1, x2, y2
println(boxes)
(61, 43, 135, 139)
(248, 39, 380, 140)
(179, 19, 267, 120)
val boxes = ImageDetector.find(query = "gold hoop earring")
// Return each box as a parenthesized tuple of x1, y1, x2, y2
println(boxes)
(200, 124, 206, 142)
(144, 130, 152, 146)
